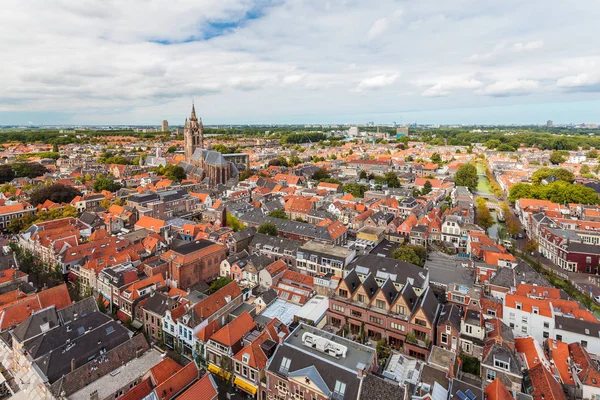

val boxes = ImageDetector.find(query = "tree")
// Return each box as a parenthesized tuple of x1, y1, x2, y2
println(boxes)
(93, 175, 122, 192)
(258, 222, 278, 236)
(211, 144, 234, 154)
(311, 168, 330, 181)
(581, 165, 591, 175)
(431, 153, 442, 164)
(209, 277, 233, 293)
(531, 167, 574, 185)
(476, 198, 494, 232)
(167, 145, 177, 153)
(12, 162, 48, 178)
(343, 183, 368, 198)
(239, 170, 254, 181)
(391, 245, 427, 267)
(455, 164, 478, 192)
(549, 150, 565, 165)
(421, 180, 433, 195)
(383, 171, 400, 188)
(152, 164, 187, 182)
(359, 170, 368, 180)
(524, 239, 538, 254)
(587, 149, 598, 159)
(29, 183, 81, 206)
(485, 139, 501, 149)
(268, 209, 288, 219)
(0, 165, 15, 184)
(508, 183, 533, 203)
(225, 212, 245, 232)
(289, 155, 301, 166)
(268, 157, 289, 167)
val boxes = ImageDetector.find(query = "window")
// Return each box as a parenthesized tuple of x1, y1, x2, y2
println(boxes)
(279, 357, 291, 375)
(516, 303, 522, 310)
(582, 341, 588, 348)
(543, 331, 549, 338)
(494, 360, 509, 370)
(521, 326, 527, 333)
(277, 381, 288, 393)
(334, 381, 346, 398)
(235, 363, 240, 373)
(465, 325, 473, 334)
(331, 304, 344, 313)
(338, 289, 348, 298)
(509, 313, 515, 320)
(357, 294, 366, 303)
(446, 325, 451, 333)
(522, 316, 528, 324)
(556, 334, 562, 342)
(441, 333, 448, 344)
(486, 370, 496, 381)
(414, 318, 427, 327)
(369, 315, 383, 325)
(544, 322, 550, 329)
(391, 322, 404, 332)
(396, 305, 406, 315)
(376, 299, 386, 309)
(532, 307, 538, 315)
(350, 310, 362, 318)
(486, 309, 496, 317)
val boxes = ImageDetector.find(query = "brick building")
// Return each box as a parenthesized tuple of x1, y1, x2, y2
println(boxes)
(160, 240, 227, 290)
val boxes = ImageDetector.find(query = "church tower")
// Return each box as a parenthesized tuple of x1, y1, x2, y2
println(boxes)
(184, 104, 204, 162)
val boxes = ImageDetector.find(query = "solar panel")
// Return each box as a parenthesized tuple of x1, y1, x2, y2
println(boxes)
(456, 391, 468, 400)
(465, 389, 477, 400)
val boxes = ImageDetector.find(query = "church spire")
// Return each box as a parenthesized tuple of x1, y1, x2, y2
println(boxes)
(190, 103, 197, 121)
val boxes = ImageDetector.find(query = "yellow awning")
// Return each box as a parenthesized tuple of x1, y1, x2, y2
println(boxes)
(234, 377, 258, 395)
(207, 363, 232, 380)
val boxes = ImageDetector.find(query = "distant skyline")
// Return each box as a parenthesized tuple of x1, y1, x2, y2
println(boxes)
(1, 1, 600, 125)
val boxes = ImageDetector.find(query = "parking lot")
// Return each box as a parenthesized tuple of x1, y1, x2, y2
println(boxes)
(425, 251, 474, 287)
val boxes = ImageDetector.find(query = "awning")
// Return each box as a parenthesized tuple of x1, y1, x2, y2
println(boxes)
(234, 377, 258, 395)
(207, 363, 232, 380)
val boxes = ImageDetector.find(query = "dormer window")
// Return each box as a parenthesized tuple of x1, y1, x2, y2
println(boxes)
(494, 359, 509, 370)
(242, 353, 250, 364)
(516, 302, 522, 310)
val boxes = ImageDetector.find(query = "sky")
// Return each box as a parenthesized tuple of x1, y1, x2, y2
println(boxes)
(1, 0, 600, 126)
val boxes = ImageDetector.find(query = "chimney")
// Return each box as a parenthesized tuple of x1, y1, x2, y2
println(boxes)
(71, 358, 76, 372)
(136, 347, 144, 358)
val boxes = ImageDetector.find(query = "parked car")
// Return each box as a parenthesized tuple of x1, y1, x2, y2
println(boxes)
(594, 295, 600, 305)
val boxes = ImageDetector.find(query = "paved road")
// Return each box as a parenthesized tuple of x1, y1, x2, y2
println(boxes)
(425, 251, 474, 287)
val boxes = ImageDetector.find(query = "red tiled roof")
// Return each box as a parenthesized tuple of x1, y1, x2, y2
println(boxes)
(153, 361, 198, 400)
(177, 374, 218, 400)
(150, 357, 183, 385)
(117, 377, 153, 400)
(528, 363, 566, 400)
(210, 311, 256, 347)
(484, 379, 514, 400)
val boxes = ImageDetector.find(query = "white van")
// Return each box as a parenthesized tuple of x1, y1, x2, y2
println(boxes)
(502, 240, 513, 249)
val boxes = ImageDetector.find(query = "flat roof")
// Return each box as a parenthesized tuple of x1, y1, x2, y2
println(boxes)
(68, 349, 163, 400)
(286, 324, 375, 372)
(260, 298, 302, 326)
(294, 296, 329, 322)
(299, 241, 355, 258)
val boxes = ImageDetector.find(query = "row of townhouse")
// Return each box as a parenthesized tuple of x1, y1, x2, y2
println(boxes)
(327, 254, 437, 361)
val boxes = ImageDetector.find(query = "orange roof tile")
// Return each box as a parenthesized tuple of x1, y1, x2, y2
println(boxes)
(177, 374, 218, 400)
(153, 361, 198, 400)
(117, 377, 153, 400)
(484, 379, 514, 400)
(210, 311, 256, 347)
(547, 339, 573, 385)
(528, 363, 566, 400)
(150, 357, 183, 385)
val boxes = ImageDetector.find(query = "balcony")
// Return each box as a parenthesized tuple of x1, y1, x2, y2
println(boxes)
(406, 333, 431, 349)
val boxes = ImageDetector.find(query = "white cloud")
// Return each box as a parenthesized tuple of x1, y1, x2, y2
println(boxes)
(420, 76, 483, 97)
(367, 9, 403, 40)
(478, 80, 540, 96)
(355, 74, 399, 92)
(1, 0, 599, 123)
(513, 40, 544, 52)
